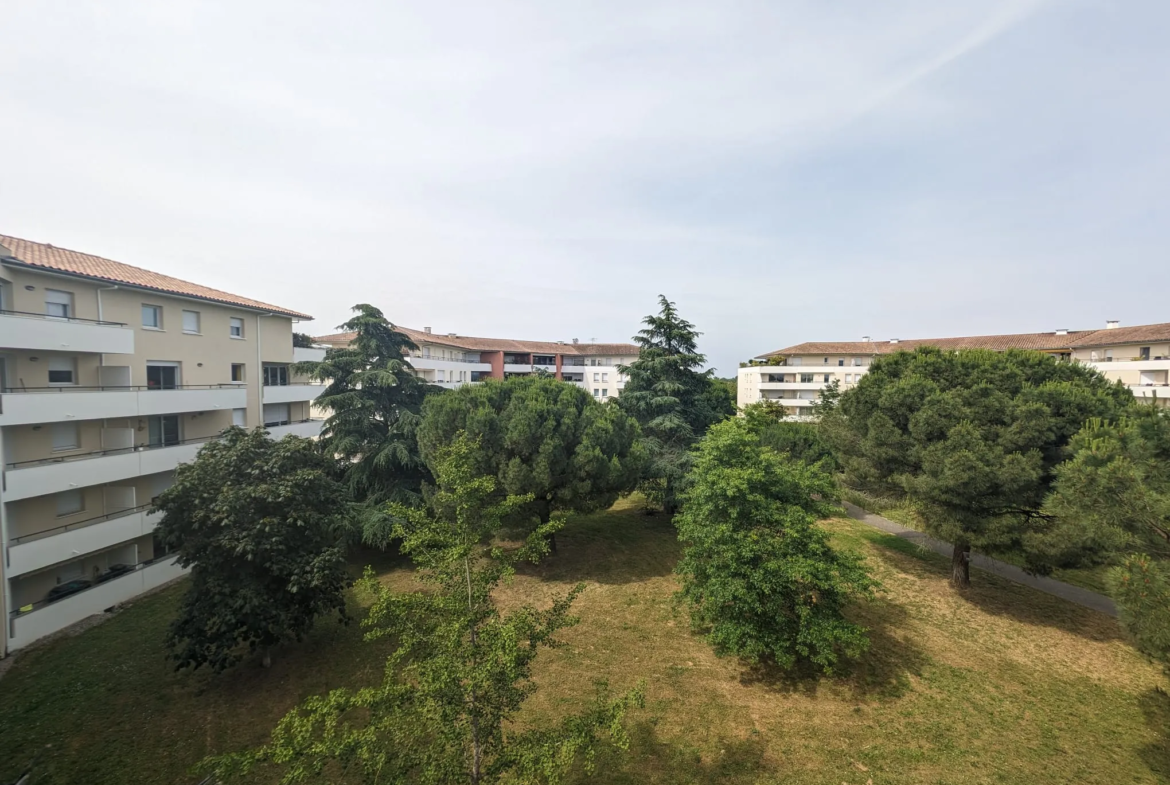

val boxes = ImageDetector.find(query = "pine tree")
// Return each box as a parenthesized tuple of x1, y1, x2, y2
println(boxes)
(617, 295, 733, 512)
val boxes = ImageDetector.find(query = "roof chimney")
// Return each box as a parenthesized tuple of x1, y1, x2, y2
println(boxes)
(861, 336, 871, 343)
(572, 338, 579, 345)
(889, 338, 900, 344)
(1055, 328, 1068, 336)
(1106, 320, 1120, 329)
(424, 326, 431, 334)
(447, 332, 457, 338)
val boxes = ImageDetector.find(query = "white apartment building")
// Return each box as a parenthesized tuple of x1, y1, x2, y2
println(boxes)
(315, 327, 639, 401)
(740, 321, 1170, 417)
(0, 234, 322, 655)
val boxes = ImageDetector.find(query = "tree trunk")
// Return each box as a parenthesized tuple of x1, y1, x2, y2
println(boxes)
(540, 505, 557, 554)
(547, 531, 557, 553)
(465, 558, 482, 784)
(262, 648, 272, 668)
(951, 541, 971, 589)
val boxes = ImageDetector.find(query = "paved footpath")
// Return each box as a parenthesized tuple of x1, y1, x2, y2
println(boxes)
(841, 502, 1118, 617)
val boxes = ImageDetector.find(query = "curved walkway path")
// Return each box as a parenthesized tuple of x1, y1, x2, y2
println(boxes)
(842, 502, 1118, 618)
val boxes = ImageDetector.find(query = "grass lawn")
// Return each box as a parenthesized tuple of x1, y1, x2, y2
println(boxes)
(0, 498, 1167, 785)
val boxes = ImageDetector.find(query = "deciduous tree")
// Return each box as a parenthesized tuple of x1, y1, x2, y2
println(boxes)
(417, 376, 643, 550)
(207, 437, 643, 784)
(824, 347, 1132, 588)
(675, 418, 875, 672)
(153, 427, 351, 672)
(617, 295, 733, 513)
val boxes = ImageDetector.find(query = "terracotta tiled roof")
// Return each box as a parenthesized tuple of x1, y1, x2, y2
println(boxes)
(1068, 323, 1170, 347)
(314, 328, 639, 357)
(0, 233, 312, 320)
(758, 324, 1170, 359)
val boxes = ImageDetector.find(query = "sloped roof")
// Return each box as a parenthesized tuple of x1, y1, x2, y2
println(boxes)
(0, 233, 312, 320)
(314, 328, 638, 356)
(758, 323, 1170, 359)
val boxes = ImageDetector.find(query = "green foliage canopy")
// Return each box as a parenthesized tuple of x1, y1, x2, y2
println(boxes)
(824, 346, 1133, 586)
(616, 295, 734, 512)
(417, 376, 644, 537)
(296, 304, 437, 536)
(153, 428, 351, 672)
(208, 437, 643, 784)
(674, 418, 875, 672)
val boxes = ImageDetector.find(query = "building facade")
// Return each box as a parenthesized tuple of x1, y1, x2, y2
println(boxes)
(315, 326, 639, 401)
(739, 321, 1170, 416)
(0, 234, 322, 655)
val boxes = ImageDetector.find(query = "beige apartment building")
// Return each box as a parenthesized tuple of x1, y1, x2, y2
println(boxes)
(316, 327, 639, 401)
(739, 320, 1170, 417)
(0, 234, 323, 655)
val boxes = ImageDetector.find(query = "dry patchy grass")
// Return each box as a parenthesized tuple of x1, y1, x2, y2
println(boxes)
(0, 498, 1166, 785)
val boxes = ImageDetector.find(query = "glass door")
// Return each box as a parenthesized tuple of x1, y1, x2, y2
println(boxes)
(147, 415, 181, 447)
(146, 364, 179, 390)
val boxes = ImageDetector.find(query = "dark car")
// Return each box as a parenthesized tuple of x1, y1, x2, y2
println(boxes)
(97, 564, 135, 583)
(46, 579, 92, 603)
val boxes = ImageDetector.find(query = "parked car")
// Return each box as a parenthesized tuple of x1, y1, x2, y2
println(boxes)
(97, 564, 135, 583)
(46, 579, 92, 603)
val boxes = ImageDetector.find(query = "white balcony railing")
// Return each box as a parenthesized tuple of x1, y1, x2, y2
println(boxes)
(0, 309, 135, 355)
(6, 505, 157, 577)
(266, 419, 325, 439)
(0, 384, 246, 426)
(293, 346, 327, 363)
(8, 555, 185, 651)
(4, 437, 214, 502)
(262, 383, 326, 404)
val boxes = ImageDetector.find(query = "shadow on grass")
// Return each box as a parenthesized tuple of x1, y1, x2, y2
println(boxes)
(516, 501, 681, 586)
(570, 719, 769, 785)
(736, 595, 931, 701)
(1139, 686, 1170, 779)
(849, 523, 1127, 644)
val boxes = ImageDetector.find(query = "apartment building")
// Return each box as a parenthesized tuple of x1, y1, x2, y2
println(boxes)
(315, 326, 639, 401)
(0, 234, 322, 655)
(740, 320, 1170, 417)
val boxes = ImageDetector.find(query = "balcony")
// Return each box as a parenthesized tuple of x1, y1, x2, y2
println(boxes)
(262, 383, 326, 404)
(1128, 384, 1170, 399)
(504, 364, 536, 374)
(0, 309, 134, 355)
(6, 505, 157, 577)
(267, 419, 325, 439)
(1083, 358, 1170, 372)
(409, 355, 492, 372)
(758, 381, 831, 391)
(7, 555, 185, 651)
(293, 346, 327, 363)
(0, 384, 246, 426)
(4, 436, 216, 501)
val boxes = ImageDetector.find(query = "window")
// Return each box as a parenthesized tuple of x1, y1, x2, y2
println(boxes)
(852, 358, 862, 366)
(231, 363, 246, 382)
(230, 317, 244, 338)
(48, 357, 76, 385)
(147, 415, 181, 447)
(263, 403, 291, 427)
(593, 372, 600, 382)
(790, 357, 802, 366)
(263, 364, 289, 386)
(146, 363, 179, 390)
(824, 374, 832, 383)
(182, 310, 200, 334)
(51, 422, 80, 451)
(232, 408, 247, 427)
(601, 389, 609, 398)
(45, 289, 73, 319)
(1140, 346, 1151, 361)
(56, 489, 85, 517)
(601, 373, 608, 382)
(800, 373, 814, 384)
(593, 388, 600, 397)
(141, 305, 162, 329)
(838, 359, 845, 366)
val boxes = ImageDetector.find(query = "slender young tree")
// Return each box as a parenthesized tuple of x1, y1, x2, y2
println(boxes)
(207, 437, 643, 784)
(297, 304, 438, 541)
(675, 418, 875, 672)
(823, 347, 1133, 588)
(617, 295, 733, 513)
(153, 428, 351, 672)
(417, 376, 644, 550)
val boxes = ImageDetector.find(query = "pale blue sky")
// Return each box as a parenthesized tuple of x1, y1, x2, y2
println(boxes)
(1, 1, 1167, 373)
